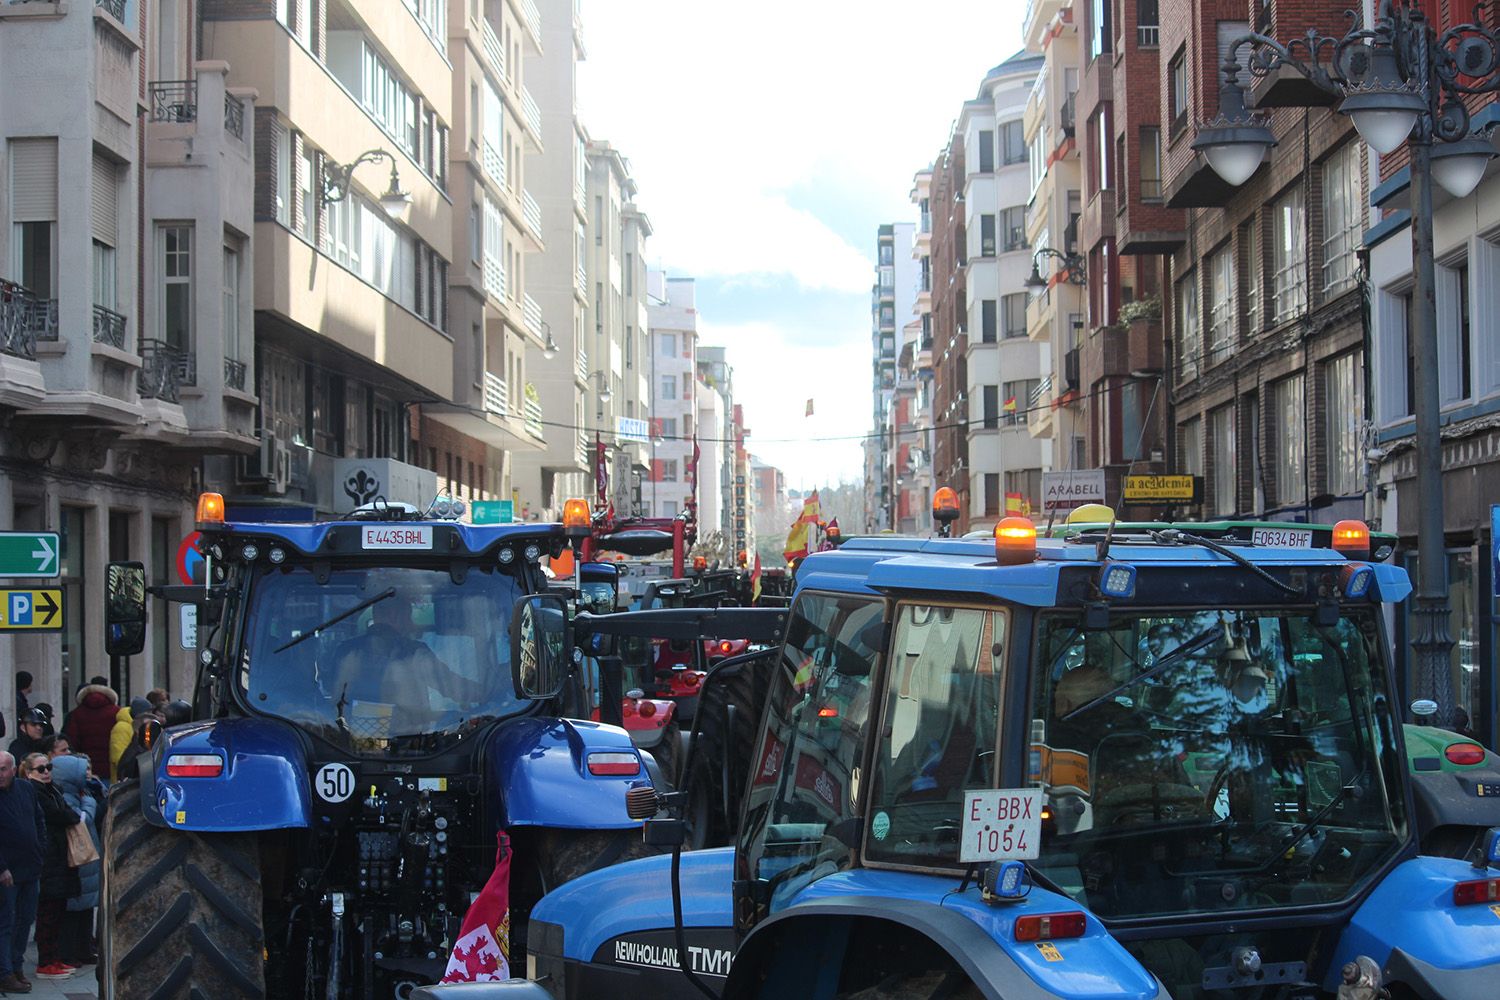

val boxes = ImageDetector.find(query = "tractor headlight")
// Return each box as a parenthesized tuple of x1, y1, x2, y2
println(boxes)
(1099, 562, 1137, 599)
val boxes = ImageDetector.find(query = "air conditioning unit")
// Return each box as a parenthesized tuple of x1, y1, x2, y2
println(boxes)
(239, 431, 276, 485)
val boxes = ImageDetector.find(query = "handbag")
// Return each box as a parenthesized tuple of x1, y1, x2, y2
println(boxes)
(65, 821, 99, 867)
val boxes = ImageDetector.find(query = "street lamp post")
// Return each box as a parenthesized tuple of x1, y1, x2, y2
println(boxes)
(1023, 246, 1087, 293)
(1191, 1, 1499, 721)
(322, 148, 413, 222)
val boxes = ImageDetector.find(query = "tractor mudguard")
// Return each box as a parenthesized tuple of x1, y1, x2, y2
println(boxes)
(623, 699, 676, 750)
(1322, 856, 1500, 995)
(141, 716, 311, 831)
(488, 716, 652, 829)
(528, 848, 736, 996)
(721, 892, 1165, 1000)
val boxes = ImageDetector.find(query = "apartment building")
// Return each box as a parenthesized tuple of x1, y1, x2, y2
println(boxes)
(901, 169, 938, 534)
(503, 0, 590, 517)
(960, 53, 1046, 531)
(420, 0, 552, 505)
(196, 0, 461, 519)
(697, 345, 737, 547)
(646, 271, 698, 521)
(869, 221, 916, 530)
(928, 127, 970, 531)
(1021, 1, 1086, 482)
(1, 0, 255, 708)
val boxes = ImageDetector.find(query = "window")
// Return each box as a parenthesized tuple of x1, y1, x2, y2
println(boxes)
(1001, 206, 1026, 251)
(1321, 143, 1362, 293)
(92, 241, 116, 311)
(1241, 220, 1261, 336)
(1209, 405, 1236, 515)
(978, 130, 995, 173)
(1005, 470, 1041, 514)
(160, 225, 192, 352)
(1169, 50, 1188, 133)
(1002, 293, 1028, 338)
(984, 473, 1001, 515)
(981, 299, 997, 343)
(1176, 270, 1200, 381)
(1180, 417, 1203, 477)
(661, 374, 677, 400)
(1272, 375, 1305, 506)
(1001, 119, 1027, 164)
(1325, 352, 1364, 496)
(982, 384, 999, 429)
(1207, 244, 1235, 365)
(979, 215, 996, 256)
(470, 204, 481, 263)
(298, 144, 316, 240)
(224, 247, 240, 361)
(1272, 186, 1307, 322)
(1098, 108, 1112, 191)
(1003, 380, 1038, 425)
(1140, 127, 1162, 200)
(1089, 0, 1111, 59)
(879, 243, 894, 265)
(1438, 260, 1472, 403)
(659, 417, 677, 438)
(10, 138, 58, 298)
(880, 304, 895, 325)
(1138, 0, 1160, 45)
(660, 460, 678, 482)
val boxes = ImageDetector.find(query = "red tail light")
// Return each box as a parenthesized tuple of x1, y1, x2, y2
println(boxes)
(637, 700, 657, 719)
(1453, 878, 1500, 905)
(719, 640, 733, 655)
(1014, 912, 1086, 942)
(817, 706, 838, 718)
(586, 752, 640, 776)
(1445, 743, 1487, 766)
(165, 754, 223, 778)
(683, 672, 701, 687)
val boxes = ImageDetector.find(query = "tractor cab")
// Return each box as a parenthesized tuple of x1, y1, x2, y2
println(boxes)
(522, 510, 1500, 1000)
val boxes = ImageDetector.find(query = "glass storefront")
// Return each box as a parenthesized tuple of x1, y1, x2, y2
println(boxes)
(1401, 546, 1492, 747)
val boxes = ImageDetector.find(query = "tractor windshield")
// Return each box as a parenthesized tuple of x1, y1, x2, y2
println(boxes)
(1028, 607, 1407, 921)
(239, 562, 527, 755)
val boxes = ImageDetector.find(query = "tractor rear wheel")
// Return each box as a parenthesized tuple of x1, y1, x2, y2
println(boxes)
(99, 780, 266, 1000)
(694, 654, 774, 842)
(648, 718, 682, 788)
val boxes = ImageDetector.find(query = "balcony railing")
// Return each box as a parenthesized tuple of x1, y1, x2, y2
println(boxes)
(521, 86, 542, 138)
(92, 304, 126, 349)
(483, 253, 506, 301)
(1137, 24, 1160, 47)
(483, 371, 509, 415)
(225, 356, 248, 391)
(575, 348, 588, 384)
(523, 394, 544, 440)
(482, 140, 505, 185)
(1064, 347, 1080, 390)
(481, 17, 505, 82)
(0, 280, 56, 360)
(225, 93, 245, 139)
(95, 0, 125, 20)
(138, 339, 184, 403)
(521, 0, 542, 42)
(523, 293, 543, 339)
(576, 428, 589, 466)
(1061, 92, 1076, 136)
(1029, 375, 1053, 406)
(522, 189, 543, 240)
(149, 81, 197, 124)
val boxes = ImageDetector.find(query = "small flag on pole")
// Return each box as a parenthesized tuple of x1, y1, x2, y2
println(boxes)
(805, 398, 815, 417)
(1002, 396, 1018, 413)
(442, 832, 512, 982)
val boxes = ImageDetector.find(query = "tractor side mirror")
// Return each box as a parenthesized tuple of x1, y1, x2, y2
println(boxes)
(105, 561, 147, 657)
(511, 594, 571, 701)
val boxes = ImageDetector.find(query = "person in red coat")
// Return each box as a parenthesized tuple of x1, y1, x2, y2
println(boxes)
(60, 685, 117, 776)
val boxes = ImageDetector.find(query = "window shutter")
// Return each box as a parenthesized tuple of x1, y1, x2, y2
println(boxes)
(10, 139, 58, 221)
(92, 153, 118, 246)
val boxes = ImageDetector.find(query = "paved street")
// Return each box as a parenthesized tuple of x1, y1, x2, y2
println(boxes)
(11, 942, 95, 999)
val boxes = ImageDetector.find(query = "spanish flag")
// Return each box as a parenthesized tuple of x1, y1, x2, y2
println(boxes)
(784, 490, 822, 563)
(1002, 396, 1018, 413)
(1005, 492, 1032, 516)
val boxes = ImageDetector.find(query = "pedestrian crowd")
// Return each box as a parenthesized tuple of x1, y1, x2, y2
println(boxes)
(1, 672, 177, 993)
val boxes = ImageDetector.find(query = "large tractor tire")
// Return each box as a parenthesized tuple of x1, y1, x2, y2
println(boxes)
(99, 780, 266, 1000)
(693, 654, 774, 843)
(648, 718, 683, 789)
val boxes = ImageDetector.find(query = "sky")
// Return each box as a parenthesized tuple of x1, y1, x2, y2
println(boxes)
(577, 0, 1025, 492)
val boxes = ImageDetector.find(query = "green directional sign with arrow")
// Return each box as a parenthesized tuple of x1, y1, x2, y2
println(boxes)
(0, 589, 64, 631)
(0, 532, 60, 578)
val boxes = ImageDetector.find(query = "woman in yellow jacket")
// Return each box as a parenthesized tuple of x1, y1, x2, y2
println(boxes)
(109, 703, 137, 780)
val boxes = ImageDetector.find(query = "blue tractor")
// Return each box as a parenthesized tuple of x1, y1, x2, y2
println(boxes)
(519, 514, 1500, 999)
(95, 494, 663, 1000)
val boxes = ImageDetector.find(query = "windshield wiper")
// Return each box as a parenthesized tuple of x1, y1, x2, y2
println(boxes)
(1061, 623, 1221, 722)
(274, 587, 397, 654)
(1247, 769, 1367, 877)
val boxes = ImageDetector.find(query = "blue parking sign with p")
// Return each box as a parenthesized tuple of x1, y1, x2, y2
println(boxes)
(8, 592, 30, 625)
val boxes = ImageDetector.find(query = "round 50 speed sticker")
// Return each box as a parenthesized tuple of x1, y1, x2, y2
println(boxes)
(315, 762, 355, 803)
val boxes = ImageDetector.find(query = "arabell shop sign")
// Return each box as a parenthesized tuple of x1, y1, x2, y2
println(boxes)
(1041, 470, 1105, 513)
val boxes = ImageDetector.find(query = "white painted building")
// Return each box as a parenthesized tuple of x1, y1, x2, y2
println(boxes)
(961, 53, 1048, 529)
(646, 271, 698, 520)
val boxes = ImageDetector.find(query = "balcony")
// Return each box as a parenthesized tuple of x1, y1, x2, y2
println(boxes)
(1064, 347, 1080, 390)
(522, 188, 544, 245)
(482, 140, 504, 186)
(150, 80, 197, 123)
(137, 339, 186, 403)
(0, 281, 57, 361)
(520, 0, 543, 49)
(1060, 93, 1076, 137)
(575, 347, 588, 384)
(224, 356, 248, 392)
(480, 17, 505, 83)
(576, 428, 589, 468)
(95, 0, 124, 20)
(483, 252, 506, 302)
(483, 371, 509, 415)
(521, 86, 543, 144)
(523, 391, 545, 441)
(92, 305, 126, 349)
(523, 293, 544, 340)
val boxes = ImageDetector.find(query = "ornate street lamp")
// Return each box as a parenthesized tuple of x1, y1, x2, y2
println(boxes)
(322, 149, 413, 222)
(1024, 247, 1086, 294)
(590, 370, 612, 403)
(1192, 1, 1500, 721)
(541, 323, 558, 360)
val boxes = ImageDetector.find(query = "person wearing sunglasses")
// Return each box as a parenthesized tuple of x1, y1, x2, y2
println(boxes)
(20, 753, 80, 981)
